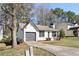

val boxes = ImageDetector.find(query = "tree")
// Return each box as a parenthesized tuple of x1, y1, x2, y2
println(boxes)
(59, 29, 65, 38)
(52, 8, 76, 22)
(47, 9, 58, 23)
(73, 30, 78, 37)
(0, 12, 12, 45)
(16, 3, 34, 23)
(66, 11, 76, 22)
(16, 4, 34, 33)
(1, 3, 34, 48)
(75, 15, 79, 24)
(35, 5, 49, 25)
(53, 8, 64, 17)
(1, 4, 20, 47)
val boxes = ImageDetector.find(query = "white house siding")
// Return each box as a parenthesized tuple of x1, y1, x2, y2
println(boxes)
(24, 23, 49, 41)
(24, 23, 38, 42)
(37, 31, 55, 41)
(49, 32, 54, 41)
(0, 28, 3, 41)
(37, 31, 48, 41)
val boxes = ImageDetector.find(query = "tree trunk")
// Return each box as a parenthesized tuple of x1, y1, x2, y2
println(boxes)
(12, 7, 17, 48)
(12, 26, 17, 47)
(10, 29, 13, 45)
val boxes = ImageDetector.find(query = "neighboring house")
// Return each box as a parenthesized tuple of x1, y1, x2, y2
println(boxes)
(54, 21, 79, 37)
(68, 23, 79, 36)
(53, 22, 73, 36)
(17, 22, 58, 42)
(0, 24, 3, 41)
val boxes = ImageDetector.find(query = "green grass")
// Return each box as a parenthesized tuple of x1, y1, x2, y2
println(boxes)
(0, 47, 26, 56)
(43, 37, 79, 48)
(33, 47, 55, 56)
(0, 43, 54, 56)
(0, 43, 28, 56)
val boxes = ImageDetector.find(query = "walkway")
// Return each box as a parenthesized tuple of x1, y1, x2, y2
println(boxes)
(26, 41, 79, 56)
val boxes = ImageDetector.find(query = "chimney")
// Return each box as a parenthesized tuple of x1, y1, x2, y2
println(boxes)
(49, 22, 55, 29)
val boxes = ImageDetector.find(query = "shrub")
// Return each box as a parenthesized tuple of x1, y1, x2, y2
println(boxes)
(0, 43, 6, 51)
(17, 38, 23, 44)
(0, 35, 12, 46)
(59, 29, 65, 38)
(46, 38, 51, 41)
(73, 30, 78, 37)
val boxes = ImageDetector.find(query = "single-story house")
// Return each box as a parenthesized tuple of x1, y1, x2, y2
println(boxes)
(68, 25, 79, 36)
(17, 21, 79, 42)
(17, 22, 58, 42)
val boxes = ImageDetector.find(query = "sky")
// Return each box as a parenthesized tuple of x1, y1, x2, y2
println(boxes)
(35, 3, 79, 15)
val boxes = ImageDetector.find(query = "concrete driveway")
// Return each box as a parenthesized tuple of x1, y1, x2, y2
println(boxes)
(26, 41, 79, 56)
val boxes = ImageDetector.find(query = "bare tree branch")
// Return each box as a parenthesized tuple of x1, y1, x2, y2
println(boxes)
(1, 6, 14, 16)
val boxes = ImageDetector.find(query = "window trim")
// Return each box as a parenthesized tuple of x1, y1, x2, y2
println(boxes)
(39, 31, 45, 37)
(52, 31, 56, 37)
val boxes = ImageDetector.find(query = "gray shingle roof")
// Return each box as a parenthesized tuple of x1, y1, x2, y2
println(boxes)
(69, 25, 79, 30)
(23, 21, 58, 31)
(36, 25, 58, 31)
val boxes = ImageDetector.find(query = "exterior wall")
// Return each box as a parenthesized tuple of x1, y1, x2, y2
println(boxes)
(37, 31, 48, 41)
(0, 29, 3, 41)
(24, 23, 50, 42)
(24, 23, 57, 42)
(65, 30, 74, 36)
(37, 31, 56, 41)
(24, 23, 38, 42)
(49, 32, 54, 41)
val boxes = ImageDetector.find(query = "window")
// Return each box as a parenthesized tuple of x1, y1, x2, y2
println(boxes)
(52, 31, 56, 37)
(39, 31, 44, 37)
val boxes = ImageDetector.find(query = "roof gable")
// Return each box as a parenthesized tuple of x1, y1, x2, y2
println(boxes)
(36, 25, 58, 31)
(23, 21, 39, 31)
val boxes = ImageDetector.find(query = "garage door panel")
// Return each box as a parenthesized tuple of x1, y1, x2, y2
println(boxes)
(26, 32, 36, 41)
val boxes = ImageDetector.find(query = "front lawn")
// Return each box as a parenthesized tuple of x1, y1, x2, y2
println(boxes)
(42, 37, 79, 48)
(0, 43, 54, 56)
(0, 43, 28, 56)
(33, 47, 55, 56)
